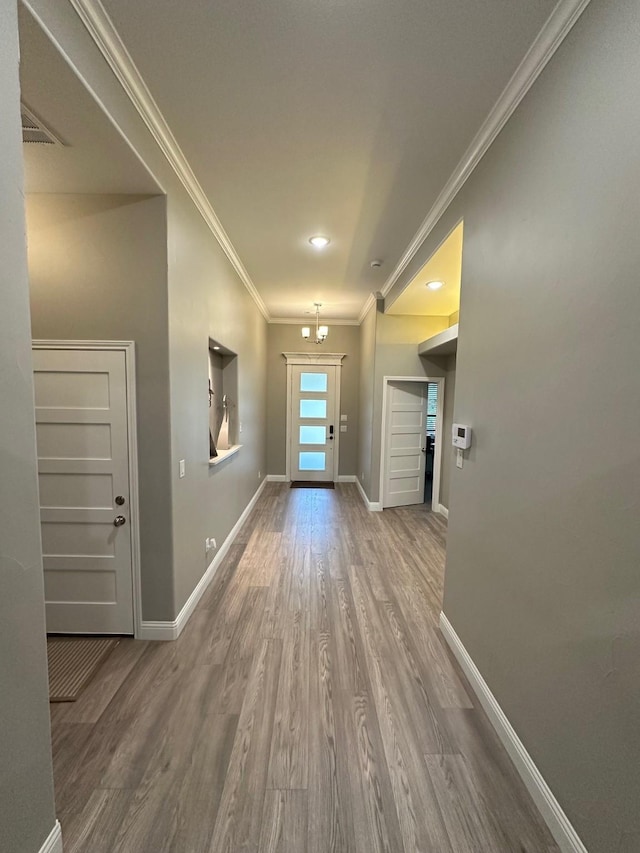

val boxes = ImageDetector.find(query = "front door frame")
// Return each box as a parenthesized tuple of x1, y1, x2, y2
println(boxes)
(379, 375, 445, 512)
(283, 352, 345, 483)
(32, 339, 142, 638)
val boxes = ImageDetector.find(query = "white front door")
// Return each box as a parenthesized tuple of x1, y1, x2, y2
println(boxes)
(290, 364, 337, 482)
(32, 347, 135, 634)
(383, 381, 427, 508)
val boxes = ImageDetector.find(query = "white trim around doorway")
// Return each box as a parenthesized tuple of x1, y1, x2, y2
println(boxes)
(283, 353, 345, 483)
(379, 375, 445, 511)
(32, 340, 143, 639)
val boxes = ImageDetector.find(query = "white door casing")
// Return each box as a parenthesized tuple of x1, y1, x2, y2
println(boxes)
(380, 376, 445, 509)
(32, 343, 140, 635)
(284, 353, 345, 483)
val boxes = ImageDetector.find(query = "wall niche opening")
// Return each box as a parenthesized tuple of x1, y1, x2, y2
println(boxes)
(209, 338, 240, 465)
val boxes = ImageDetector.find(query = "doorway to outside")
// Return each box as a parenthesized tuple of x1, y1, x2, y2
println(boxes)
(380, 376, 444, 510)
(284, 352, 345, 483)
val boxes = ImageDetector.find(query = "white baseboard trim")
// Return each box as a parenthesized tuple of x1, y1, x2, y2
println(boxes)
(137, 619, 178, 642)
(266, 474, 288, 482)
(40, 822, 63, 853)
(437, 503, 449, 519)
(138, 479, 267, 641)
(355, 477, 383, 512)
(439, 613, 588, 853)
(337, 474, 357, 483)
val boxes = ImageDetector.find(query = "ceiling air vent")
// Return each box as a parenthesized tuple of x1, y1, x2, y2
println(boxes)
(21, 104, 64, 146)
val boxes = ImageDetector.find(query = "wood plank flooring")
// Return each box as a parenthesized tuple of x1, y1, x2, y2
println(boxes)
(50, 483, 559, 853)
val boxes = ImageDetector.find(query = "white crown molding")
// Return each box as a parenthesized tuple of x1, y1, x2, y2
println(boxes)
(358, 293, 377, 324)
(269, 317, 361, 326)
(282, 352, 346, 365)
(65, 0, 589, 324)
(440, 613, 588, 853)
(66, 0, 270, 321)
(381, 0, 592, 302)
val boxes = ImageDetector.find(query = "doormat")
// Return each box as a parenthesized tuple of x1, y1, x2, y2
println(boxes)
(290, 481, 335, 489)
(47, 637, 119, 702)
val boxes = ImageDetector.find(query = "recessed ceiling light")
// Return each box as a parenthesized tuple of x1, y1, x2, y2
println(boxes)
(426, 280, 444, 290)
(213, 345, 221, 350)
(309, 235, 330, 249)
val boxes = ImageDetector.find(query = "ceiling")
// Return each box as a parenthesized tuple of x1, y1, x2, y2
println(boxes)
(388, 221, 463, 316)
(18, 6, 160, 195)
(96, 0, 557, 320)
(22, 0, 560, 319)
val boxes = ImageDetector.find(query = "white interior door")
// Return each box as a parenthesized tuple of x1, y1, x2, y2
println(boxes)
(383, 382, 427, 507)
(32, 347, 134, 634)
(290, 365, 337, 482)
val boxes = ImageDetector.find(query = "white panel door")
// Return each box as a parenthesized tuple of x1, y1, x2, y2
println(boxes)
(383, 382, 427, 508)
(32, 348, 134, 634)
(290, 365, 336, 482)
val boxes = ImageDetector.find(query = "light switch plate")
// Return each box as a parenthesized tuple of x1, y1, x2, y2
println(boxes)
(340, 414, 347, 421)
(179, 459, 186, 478)
(456, 449, 463, 469)
(340, 424, 347, 432)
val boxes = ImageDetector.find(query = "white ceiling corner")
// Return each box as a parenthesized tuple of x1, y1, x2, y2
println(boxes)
(65, 0, 270, 321)
(270, 317, 361, 326)
(358, 294, 377, 324)
(381, 0, 592, 301)
(49, 0, 591, 324)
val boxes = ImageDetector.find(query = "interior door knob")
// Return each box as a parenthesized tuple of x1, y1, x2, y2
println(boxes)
(113, 515, 126, 527)
(115, 495, 126, 506)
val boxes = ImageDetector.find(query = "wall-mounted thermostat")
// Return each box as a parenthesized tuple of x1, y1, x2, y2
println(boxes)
(452, 423, 472, 450)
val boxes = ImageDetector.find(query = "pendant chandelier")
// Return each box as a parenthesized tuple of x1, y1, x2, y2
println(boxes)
(301, 303, 329, 344)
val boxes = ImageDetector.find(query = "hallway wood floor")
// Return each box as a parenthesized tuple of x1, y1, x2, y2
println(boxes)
(50, 483, 558, 852)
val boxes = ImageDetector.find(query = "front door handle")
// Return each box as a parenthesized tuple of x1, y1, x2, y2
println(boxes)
(113, 515, 127, 527)
(329, 424, 334, 441)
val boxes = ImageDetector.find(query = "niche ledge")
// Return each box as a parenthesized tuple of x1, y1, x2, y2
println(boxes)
(209, 444, 243, 467)
(418, 323, 458, 356)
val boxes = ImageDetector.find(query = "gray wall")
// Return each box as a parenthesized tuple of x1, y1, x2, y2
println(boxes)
(395, 1, 640, 849)
(266, 323, 360, 476)
(0, 1, 57, 849)
(368, 313, 448, 503)
(23, 2, 269, 621)
(439, 353, 456, 510)
(26, 193, 174, 621)
(167, 188, 267, 613)
(358, 302, 377, 494)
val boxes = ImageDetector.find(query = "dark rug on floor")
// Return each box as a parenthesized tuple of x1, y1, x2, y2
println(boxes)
(290, 480, 335, 489)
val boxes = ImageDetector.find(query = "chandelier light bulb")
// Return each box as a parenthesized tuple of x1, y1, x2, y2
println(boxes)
(301, 304, 329, 344)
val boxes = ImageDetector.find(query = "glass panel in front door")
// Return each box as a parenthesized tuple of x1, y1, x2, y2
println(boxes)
(299, 425, 326, 445)
(299, 451, 326, 471)
(300, 399, 327, 419)
(300, 372, 328, 392)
